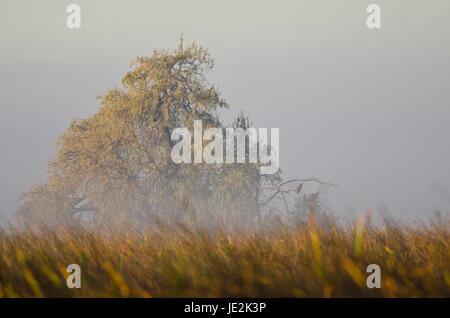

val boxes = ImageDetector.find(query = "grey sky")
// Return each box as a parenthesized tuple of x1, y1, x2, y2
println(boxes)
(1, 0, 449, 223)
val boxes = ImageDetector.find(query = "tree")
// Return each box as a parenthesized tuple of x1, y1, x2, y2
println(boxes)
(18, 39, 334, 228)
(18, 40, 271, 227)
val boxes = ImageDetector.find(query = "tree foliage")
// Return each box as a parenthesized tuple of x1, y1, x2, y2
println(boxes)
(19, 40, 277, 226)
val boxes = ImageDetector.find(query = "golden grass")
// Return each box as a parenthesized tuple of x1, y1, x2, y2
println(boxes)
(0, 216, 449, 297)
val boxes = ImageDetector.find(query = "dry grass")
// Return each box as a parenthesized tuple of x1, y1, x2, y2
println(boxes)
(0, 215, 449, 297)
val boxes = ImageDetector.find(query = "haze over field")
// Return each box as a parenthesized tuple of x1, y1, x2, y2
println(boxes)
(1, 0, 450, 224)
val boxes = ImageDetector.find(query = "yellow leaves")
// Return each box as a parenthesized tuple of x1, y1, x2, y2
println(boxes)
(103, 262, 130, 297)
(15, 250, 44, 297)
(310, 228, 322, 265)
(292, 287, 307, 298)
(444, 270, 450, 287)
(0, 219, 449, 297)
(309, 227, 326, 282)
(342, 257, 365, 287)
(3, 283, 19, 298)
(385, 246, 394, 255)
(323, 285, 333, 298)
(42, 265, 63, 287)
(354, 216, 364, 258)
(227, 235, 233, 246)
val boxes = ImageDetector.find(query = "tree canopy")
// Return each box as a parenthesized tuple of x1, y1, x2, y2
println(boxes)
(19, 40, 277, 227)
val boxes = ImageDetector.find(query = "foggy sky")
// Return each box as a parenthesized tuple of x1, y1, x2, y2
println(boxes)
(1, 0, 449, 223)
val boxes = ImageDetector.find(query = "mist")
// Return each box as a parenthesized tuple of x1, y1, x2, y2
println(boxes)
(1, 0, 450, 225)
